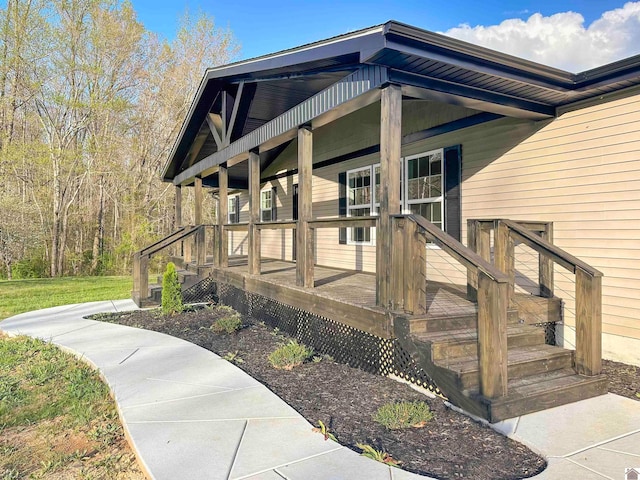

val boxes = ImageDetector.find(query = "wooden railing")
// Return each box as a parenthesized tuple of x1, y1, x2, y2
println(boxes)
(132, 224, 212, 306)
(468, 219, 603, 376)
(391, 214, 511, 399)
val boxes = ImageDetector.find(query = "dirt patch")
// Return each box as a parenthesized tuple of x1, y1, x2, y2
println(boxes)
(98, 307, 547, 480)
(602, 359, 640, 400)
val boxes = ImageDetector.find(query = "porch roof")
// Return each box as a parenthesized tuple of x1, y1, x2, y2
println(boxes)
(163, 20, 640, 185)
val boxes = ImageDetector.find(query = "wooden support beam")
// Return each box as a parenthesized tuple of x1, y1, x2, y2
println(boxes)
(575, 267, 602, 376)
(539, 223, 554, 298)
(494, 221, 515, 303)
(248, 150, 261, 275)
(206, 113, 224, 150)
(477, 270, 508, 398)
(194, 177, 203, 225)
(296, 127, 313, 288)
(376, 84, 402, 308)
(175, 185, 182, 228)
(225, 82, 244, 145)
(218, 164, 229, 267)
(132, 253, 149, 307)
(175, 185, 183, 257)
(404, 219, 426, 314)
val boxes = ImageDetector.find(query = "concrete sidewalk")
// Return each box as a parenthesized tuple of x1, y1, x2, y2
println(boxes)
(0, 301, 427, 480)
(2, 301, 639, 479)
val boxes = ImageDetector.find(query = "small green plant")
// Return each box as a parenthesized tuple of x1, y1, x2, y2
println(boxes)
(636, 392, 640, 399)
(223, 351, 244, 364)
(268, 340, 313, 370)
(312, 420, 337, 442)
(161, 262, 183, 315)
(373, 401, 434, 430)
(356, 443, 401, 467)
(211, 306, 243, 333)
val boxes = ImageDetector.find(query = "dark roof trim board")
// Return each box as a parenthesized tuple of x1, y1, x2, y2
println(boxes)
(172, 66, 387, 186)
(163, 20, 640, 184)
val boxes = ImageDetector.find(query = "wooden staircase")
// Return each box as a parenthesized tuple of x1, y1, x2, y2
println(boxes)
(390, 216, 607, 423)
(395, 295, 607, 422)
(147, 261, 210, 305)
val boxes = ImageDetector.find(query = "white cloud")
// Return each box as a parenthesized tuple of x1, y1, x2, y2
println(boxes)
(442, 2, 640, 72)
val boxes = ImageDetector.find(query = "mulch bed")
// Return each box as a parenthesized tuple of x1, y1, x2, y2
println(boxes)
(93, 306, 639, 480)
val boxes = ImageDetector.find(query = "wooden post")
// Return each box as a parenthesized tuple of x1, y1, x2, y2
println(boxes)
(218, 164, 229, 267)
(183, 235, 192, 263)
(376, 84, 402, 308)
(404, 219, 426, 314)
(390, 217, 404, 310)
(467, 220, 491, 301)
(195, 226, 206, 266)
(296, 126, 313, 288)
(248, 150, 261, 275)
(494, 221, 515, 303)
(477, 270, 508, 398)
(575, 267, 602, 376)
(175, 185, 182, 227)
(539, 223, 554, 298)
(194, 177, 203, 225)
(175, 185, 182, 257)
(132, 253, 149, 307)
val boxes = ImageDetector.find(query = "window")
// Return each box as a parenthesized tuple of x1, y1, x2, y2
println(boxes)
(346, 166, 379, 244)
(227, 196, 239, 224)
(260, 189, 272, 222)
(338, 144, 460, 245)
(404, 149, 444, 230)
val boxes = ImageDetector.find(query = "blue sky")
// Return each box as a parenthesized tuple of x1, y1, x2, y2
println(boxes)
(131, 0, 640, 71)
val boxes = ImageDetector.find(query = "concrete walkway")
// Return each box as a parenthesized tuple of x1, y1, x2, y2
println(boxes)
(2, 301, 639, 479)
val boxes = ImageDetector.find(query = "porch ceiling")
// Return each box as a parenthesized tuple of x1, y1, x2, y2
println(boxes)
(164, 20, 640, 186)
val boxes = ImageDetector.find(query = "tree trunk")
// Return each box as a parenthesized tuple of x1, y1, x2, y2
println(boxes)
(91, 177, 104, 274)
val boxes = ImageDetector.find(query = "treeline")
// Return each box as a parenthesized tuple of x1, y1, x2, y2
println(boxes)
(0, 0, 237, 279)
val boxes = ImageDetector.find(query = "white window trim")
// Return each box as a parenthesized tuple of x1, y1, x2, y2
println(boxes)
(346, 165, 375, 246)
(227, 195, 238, 224)
(260, 188, 273, 222)
(402, 148, 445, 229)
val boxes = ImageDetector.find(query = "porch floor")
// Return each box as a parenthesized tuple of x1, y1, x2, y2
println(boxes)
(217, 256, 477, 318)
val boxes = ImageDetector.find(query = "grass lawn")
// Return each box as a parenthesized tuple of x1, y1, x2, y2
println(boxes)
(0, 335, 143, 479)
(0, 276, 132, 320)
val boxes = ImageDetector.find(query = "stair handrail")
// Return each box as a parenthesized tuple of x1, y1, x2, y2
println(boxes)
(137, 225, 199, 257)
(494, 219, 603, 377)
(391, 214, 510, 399)
(132, 224, 215, 307)
(500, 219, 602, 277)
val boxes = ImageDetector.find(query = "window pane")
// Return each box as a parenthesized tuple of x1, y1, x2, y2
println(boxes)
(261, 210, 272, 222)
(430, 156, 441, 176)
(349, 207, 371, 243)
(430, 175, 442, 197)
(419, 156, 429, 177)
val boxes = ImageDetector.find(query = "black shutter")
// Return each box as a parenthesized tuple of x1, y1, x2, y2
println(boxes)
(271, 186, 277, 221)
(443, 145, 462, 241)
(338, 171, 347, 244)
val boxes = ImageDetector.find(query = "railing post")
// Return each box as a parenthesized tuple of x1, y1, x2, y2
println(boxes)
(296, 126, 313, 288)
(132, 253, 149, 307)
(218, 164, 229, 267)
(404, 219, 426, 314)
(183, 235, 192, 264)
(494, 221, 515, 303)
(195, 226, 206, 266)
(575, 267, 602, 376)
(539, 223, 554, 298)
(248, 150, 261, 275)
(175, 185, 182, 257)
(477, 270, 508, 398)
(467, 220, 492, 301)
(390, 217, 404, 310)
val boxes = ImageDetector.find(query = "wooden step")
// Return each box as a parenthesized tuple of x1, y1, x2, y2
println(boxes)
(413, 324, 545, 362)
(408, 308, 520, 334)
(478, 369, 608, 422)
(439, 344, 574, 390)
